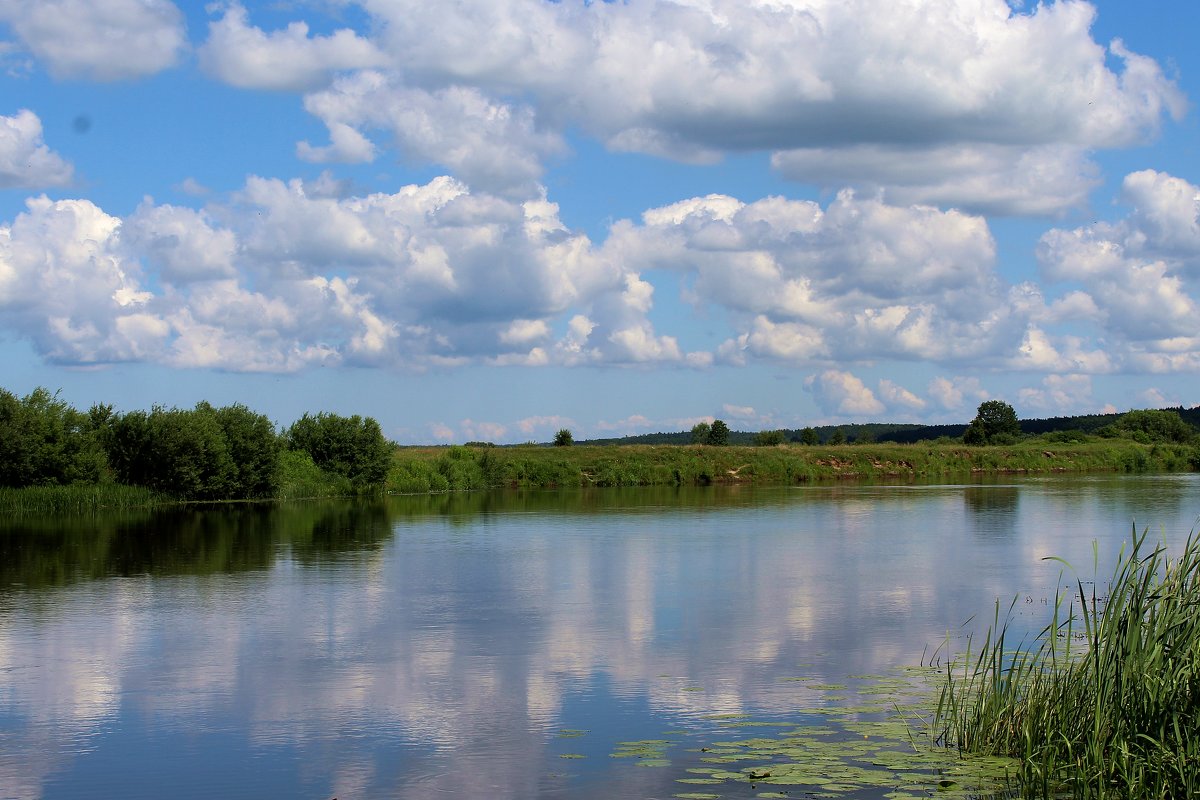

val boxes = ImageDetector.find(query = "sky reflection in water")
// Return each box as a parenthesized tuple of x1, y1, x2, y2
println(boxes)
(1, 475, 1198, 799)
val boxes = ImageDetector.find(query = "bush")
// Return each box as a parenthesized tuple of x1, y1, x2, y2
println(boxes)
(0, 387, 108, 487)
(553, 428, 574, 447)
(286, 412, 392, 489)
(753, 429, 786, 446)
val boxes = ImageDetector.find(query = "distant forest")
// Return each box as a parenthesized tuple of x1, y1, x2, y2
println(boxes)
(578, 406, 1200, 447)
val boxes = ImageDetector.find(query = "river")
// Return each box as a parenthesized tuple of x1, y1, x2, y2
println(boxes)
(1, 474, 1197, 799)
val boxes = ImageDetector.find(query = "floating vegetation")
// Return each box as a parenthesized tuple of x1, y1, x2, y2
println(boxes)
(558, 753, 585, 759)
(605, 666, 1017, 798)
(557, 729, 587, 738)
(935, 527, 1200, 798)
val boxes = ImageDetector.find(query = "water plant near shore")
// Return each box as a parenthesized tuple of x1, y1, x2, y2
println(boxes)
(935, 527, 1200, 798)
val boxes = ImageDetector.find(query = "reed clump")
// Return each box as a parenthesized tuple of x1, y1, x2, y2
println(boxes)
(936, 527, 1200, 798)
(0, 483, 161, 515)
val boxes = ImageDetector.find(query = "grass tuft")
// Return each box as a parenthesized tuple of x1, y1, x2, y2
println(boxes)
(935, 526, 1200, 798)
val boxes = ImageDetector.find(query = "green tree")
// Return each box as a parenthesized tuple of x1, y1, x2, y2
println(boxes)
(1110, 409, 1196, 443)
(286, 412, 392, 489)
(828, 428, 846, 445)
(690, 422, 711, 444)
(706, 419, 730, 446)
(210, 403, 281, 498)
(553, 428, 574, 447)
(753, 429, 785, 446)
(798, 427, 819, 446)
(966, 400, 1021, 445)
(104, 405, 237, 499)
(0, 387, 107, 487)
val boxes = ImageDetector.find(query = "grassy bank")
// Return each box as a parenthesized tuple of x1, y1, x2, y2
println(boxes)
(0, 484, 163, 515)
(384, 439, 1199, 493)
(935, 528, 1200, 798)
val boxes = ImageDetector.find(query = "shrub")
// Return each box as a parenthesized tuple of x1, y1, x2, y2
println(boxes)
(286, 412, 392, 489)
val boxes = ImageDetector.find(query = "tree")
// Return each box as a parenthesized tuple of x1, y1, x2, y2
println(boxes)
(706, 419, 730, 446)
(828, 428, 846, 445)
(966, 400, 1021, 445)
(286, 412, 392, 488)
(1109, 409, 1196, 444)
(0, 387, 107, 487)
(690, 422, 711, 445)
(553, 428, 574, 447)
(753, 429, 785, 446)
(798, 427, 819, 446)
(210, 403, 281, 498)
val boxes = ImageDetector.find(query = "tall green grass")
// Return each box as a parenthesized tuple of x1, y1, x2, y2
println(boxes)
(0, 484, 162, 515)
(935, 527, 1200, 798)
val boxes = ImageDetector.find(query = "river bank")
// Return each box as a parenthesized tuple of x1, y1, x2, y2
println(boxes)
(3, 438, 1196, 514)
(384, 439, 1199, 493)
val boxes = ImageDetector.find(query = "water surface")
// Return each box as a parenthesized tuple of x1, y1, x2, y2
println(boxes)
(1, 475, 1197, 799)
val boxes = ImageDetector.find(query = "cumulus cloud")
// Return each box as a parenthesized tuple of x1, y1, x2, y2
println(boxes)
(0, 196, 165, 364)
(173, 0, 1187, 212)
(298, 71, 565, 196)
(878, 379, 926, 413)
(0, 176, 687, 372)
(0, 0, 186, 80)
(1017, 374, 1093, 412)
(611, 189, 1037, 367)
(805, 370, 886, 417)
(198, 3, 386, 91)
(215, 0, 1184, 213)
(1037, 170, 1200, 371)
(0, 110, 73, 188)
(928, 376, 988, 412)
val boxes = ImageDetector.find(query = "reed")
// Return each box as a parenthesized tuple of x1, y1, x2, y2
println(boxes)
(935, 527, 1200, 798)
(0, 483, 162, 515)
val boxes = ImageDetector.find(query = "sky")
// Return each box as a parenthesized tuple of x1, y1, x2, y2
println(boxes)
(1, 0, 1198, 444)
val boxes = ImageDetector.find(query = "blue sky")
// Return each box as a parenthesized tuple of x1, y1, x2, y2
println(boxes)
(1, 0, 1198, 444)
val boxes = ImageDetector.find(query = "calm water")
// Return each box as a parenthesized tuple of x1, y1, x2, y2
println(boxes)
(1, 475, 1198, 799)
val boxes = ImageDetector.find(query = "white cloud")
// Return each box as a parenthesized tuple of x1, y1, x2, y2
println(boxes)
(771, 143, 1099, 217)
(1037, 170, 1200, 365)
(122, 201, 236, 283)
(804, 370, 886, 417)
(0, 196, 165, 364)
(617, 189, 1029, 366)
(298, 71, 564, 196)
(877, 379, 926, 412)
(1017, 374, 1093, 412)
(722, 404, 757, 420)
(310, 0, 1183, 211)
(0, 0, 185, 80)
(460, 419, 507, 442)
(516, 415, 574, 435)
(1137, 387, 1175, 409)
(199, 3, 386, 91)
(0, 110, 72, 188)
(928, 376, 988, 412)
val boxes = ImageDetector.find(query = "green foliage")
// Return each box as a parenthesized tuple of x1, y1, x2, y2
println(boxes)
(753, 429, 786, 446)
(0, 387, 108, 487)
(553, 428, 574, 447)
(798, 427, 819, 446)
(102, 402, 282, 500)
(690, 422, 711, 444)
(937, 528, 1200, 797)
(965, 400, 1021, 446)
(827, 429, 846, 445)
(706, 419, 730, 446)
(0, 484, 160, 515)
(286, 412, 392, 489)
(1108, 408, 1197, 444)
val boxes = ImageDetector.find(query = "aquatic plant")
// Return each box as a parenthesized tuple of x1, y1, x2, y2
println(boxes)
(936, 527, 1200, 798)
(0, 483, 161, 515)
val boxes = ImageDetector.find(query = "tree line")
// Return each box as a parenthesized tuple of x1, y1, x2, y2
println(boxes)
(0, 387, 393, 500)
